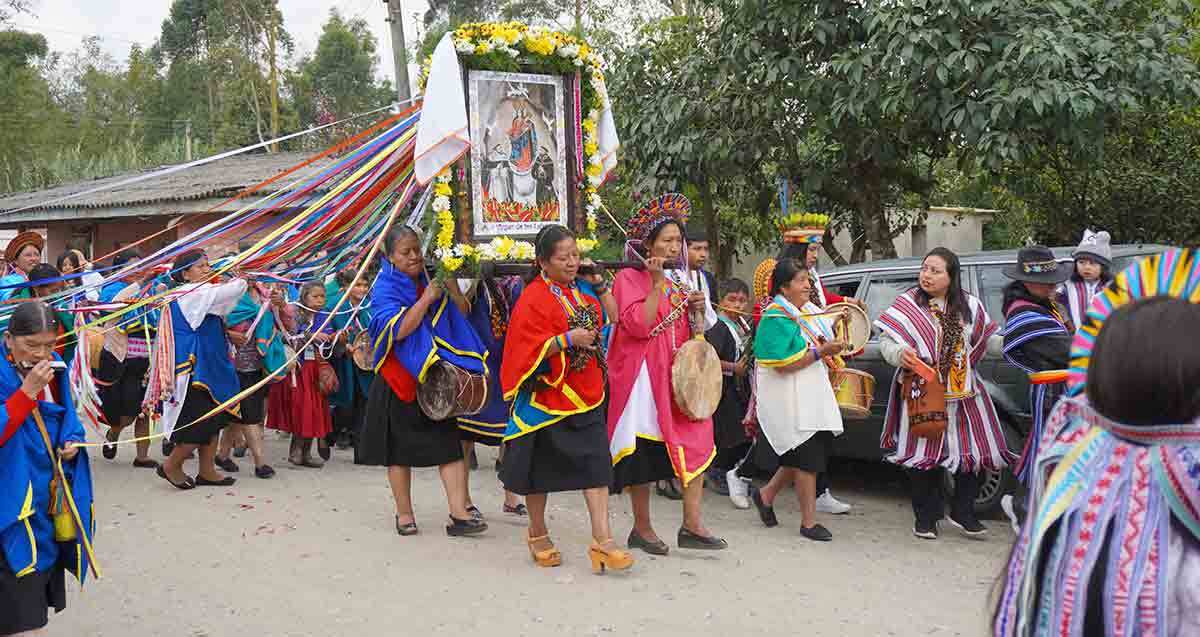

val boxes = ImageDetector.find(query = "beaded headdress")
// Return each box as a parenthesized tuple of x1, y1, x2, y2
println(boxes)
(627, 193, 690, 245)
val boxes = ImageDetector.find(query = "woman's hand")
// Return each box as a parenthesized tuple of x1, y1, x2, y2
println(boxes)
(59, 444, 80, 461)
(227, 329, 250, 347)
(566, 327, 598, 350)
(733, 360, 748, 377)
(901, 348, 923, 371)
(819, 340, 847, 358)
(645, 257, 667, 284)
(687, 292, 706, 311)
(312, 332, 332, 344)
(19, 360, 55, 399)
(421, 281, 445, 304)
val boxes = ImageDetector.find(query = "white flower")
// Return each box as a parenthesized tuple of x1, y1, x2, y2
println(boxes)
(512, 242, 535, 260)
(589, 193, 602, 207)
(455, 40, 475, 54)
(589, 153, 602, 166)
(573, 58, 584, 67)
(502, 46, 519, 58)
(587, 173, 603, 187)
(436, 172, 452, 183)
(451, 245, 463, 258)
(477, 244, 497, 260)
(558, 44, 580, 58)
(432, 197, 450, 212)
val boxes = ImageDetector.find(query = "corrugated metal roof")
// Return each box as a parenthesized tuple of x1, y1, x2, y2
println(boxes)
(0, 152, 338, 214)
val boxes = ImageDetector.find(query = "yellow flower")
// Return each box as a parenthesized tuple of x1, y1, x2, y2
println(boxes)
(491, 236, 516, 259)
(475, 42, 493, 55)
(582, 119, 597, 135)
(585, 163, 602, 177)
(442, 256, 464, 272)
(577, 238, 598, 254)
(584, 141, 598, 156)
(524, 35, 556, 56)
(587, 216, 598, 232)
(434, 182, 452, 197)
(460, 243, 477, 259)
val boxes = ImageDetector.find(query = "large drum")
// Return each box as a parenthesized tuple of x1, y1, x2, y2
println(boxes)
(671, 338, 723, 421)
(830, 367, 875, 420)
(417, 361, 489, 421)
(350, 331, 373, 371)
(826, 301, 870, 355)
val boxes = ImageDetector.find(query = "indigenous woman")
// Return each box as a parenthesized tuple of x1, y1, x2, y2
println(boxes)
(999, 246, 1073, 522)
(499, 225, 632, 572)
(994, 248, 1200, 637)
(749, 259, 847, 542)
(56, 249, 102, 304)
(96, 251, 160, 469)
(458, 275, 525, 518)
(267, 281, 334, 467)
(0, 302, 96, 636)
(328, 269, 373, 451)
(875, 247, 1011, 540)
(607, 194, 728, 554)
(148, 249, 246, 490)
(1057, 229, 1113, 331)
(356, 225, 487, 538)
(216, 278, 287, 479)
(0, 232, 43, 303)
(27, 265, 74, 363)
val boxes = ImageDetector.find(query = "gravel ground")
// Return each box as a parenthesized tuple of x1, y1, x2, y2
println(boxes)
(51, 437, 1012, 637)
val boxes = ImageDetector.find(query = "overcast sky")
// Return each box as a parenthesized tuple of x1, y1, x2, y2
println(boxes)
(11, 0, 433, 85)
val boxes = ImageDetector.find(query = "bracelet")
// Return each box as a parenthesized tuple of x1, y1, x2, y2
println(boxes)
(564, 331, 573, 348)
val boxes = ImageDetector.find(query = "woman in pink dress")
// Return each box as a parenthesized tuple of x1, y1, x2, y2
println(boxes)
(607, 194, 728, 555)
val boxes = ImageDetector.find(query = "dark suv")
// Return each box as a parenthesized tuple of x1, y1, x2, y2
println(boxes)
(820, 244, 1169, 515)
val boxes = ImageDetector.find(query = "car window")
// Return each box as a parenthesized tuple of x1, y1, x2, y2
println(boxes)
(823, 277, 863, 300)
(978, 265, 1010, 329)
(864, 273, 919, 337)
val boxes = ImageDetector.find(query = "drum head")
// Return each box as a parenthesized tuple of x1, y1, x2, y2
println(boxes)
(671, 340, 723, 421)
(827, 302, 870, 355)
(351, 332, 372, 371)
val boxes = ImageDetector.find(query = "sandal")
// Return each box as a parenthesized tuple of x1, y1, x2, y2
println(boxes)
(396, 516, 419, 536)
(445, 516, 487, 537)
(503, 503, 528, 516)
(254, 465, 276, 479)
(215, 456, 239, 473)
(589, 538, 634, 574)
(467, 505, 484, 521)
(156, 465, 195, 490)
(527, 534, 562, 567)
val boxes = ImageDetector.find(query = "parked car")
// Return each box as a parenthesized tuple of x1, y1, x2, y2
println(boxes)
(821, 243, 1169, 516)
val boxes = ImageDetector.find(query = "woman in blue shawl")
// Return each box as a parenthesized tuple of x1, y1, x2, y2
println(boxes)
(355, 225, 488, 538)
(326, 268, 374, 452)
(0, 301, 95, 635)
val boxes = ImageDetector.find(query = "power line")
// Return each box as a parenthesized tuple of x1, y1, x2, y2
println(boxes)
(10, 23, 149, 47)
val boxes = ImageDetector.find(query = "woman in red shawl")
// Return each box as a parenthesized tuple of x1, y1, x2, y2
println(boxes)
(499, 225, 633, 573)
(607, 194, 728, 555)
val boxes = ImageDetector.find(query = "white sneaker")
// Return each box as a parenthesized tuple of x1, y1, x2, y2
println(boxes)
(816, 489, 852, 515)
(1001, 495, 1020, 535)
(726, 468, 751, 509)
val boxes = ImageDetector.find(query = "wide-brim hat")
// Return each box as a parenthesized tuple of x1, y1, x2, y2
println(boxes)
(4, 231, 44, 263)
(1002, 245, 1073, 284)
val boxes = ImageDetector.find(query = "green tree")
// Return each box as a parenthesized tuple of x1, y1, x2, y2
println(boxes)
(290, 9, 393, 133)
(717, 0, 1200, 258)
(0, 30, 63, 191)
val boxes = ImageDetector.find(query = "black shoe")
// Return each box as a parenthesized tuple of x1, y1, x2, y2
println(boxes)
(335, 434, 352, 450)
(677, 527, 728, 550)
(194, 476, 237, 487)
(215, 456, 239, 473)
(467, 505, 484, 522)
(706, 471, 730, 496)
(655, 480, 683, 500)
(232, 446, 247, 458)
(396, 516, 419, 536)
(947, 514, 988, 540)
(913, 520, 939, 540)
(503, 503, 528, 516)
(254, 464, 276, 479)
(102, 429, 118, 460)
(162, 440, 175, 457)
(800, 524, 833, 542)
(751, 488, 778, 528)
(445, 516, 487, 537)
(132, 458, 160, 469)
(627, 529, 670, 555)
(156, 466, 195, 490)
(317, 443, 331, 461)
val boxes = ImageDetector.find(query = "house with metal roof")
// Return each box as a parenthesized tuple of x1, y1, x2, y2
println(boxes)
(0, 152, 336, 261)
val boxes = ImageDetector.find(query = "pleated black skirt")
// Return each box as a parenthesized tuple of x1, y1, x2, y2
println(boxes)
(500, 407, 613, 496)
(610, 437, 676, 494)
(170, 387, 231, 445)
(355, 380, 462, 468)
(0, 555, 66, 635)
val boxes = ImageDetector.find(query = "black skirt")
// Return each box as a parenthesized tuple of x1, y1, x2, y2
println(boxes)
(712, 380, 750, 451)
(776, 431, 834, 473)
(0, 555, 66, 635)
(99, 355, 149, 424)
(610, 437, 676, 494)
(457, 427, 504, 447)
(355, 380, 462, 468)
(231, 369, 268, 425)
(500, 407, 613, 496)
(169, 386, 231, 445)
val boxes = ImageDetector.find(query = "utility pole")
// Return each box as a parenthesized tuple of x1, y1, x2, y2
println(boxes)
(184, 120, 193, 162)
(385, 0, 412, 104)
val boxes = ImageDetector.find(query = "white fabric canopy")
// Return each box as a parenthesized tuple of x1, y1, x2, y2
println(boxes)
(415, 33, 471, 185)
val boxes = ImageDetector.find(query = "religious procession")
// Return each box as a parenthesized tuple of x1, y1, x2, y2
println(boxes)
(0, 4, 1198, 636)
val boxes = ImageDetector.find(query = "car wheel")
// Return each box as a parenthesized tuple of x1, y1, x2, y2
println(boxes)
(943, 467, 1016, 519)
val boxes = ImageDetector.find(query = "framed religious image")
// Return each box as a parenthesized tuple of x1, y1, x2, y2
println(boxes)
(467, 70, 571, 237)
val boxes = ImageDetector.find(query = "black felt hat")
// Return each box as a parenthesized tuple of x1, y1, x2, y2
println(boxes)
(1002, 245, 1073, 284)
